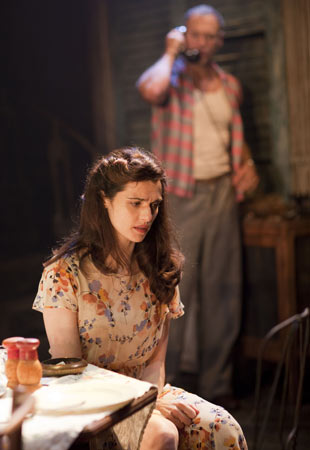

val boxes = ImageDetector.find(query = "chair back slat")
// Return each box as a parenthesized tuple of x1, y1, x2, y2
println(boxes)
(253, 307, 310, 450)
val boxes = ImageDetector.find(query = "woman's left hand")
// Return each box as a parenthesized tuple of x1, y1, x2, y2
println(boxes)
(155, 397, 198, 429)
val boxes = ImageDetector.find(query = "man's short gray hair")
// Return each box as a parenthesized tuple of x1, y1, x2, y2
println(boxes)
(184, 4, 225, 30)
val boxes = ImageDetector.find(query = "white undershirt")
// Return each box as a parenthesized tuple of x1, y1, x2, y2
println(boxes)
(193, 87, 232, 180)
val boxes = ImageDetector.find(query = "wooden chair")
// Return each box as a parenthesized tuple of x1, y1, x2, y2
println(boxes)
(0, 387, 35, 450)
(253, 307, 310, 450)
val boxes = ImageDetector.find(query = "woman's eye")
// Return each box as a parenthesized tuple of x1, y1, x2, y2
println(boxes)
(151, 202, 161, 212)
(131, 201, 141, 207)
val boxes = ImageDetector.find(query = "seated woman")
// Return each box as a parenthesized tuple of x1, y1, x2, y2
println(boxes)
(33, 147, 247, 449)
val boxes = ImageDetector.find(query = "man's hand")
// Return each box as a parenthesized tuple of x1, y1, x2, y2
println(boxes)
(165, 28, 186, 58)
(155, 397, 198, 429)
(232, 159, 259, 195)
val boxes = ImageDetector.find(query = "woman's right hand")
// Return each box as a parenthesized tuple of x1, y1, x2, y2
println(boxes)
(155, 396, 198, 429)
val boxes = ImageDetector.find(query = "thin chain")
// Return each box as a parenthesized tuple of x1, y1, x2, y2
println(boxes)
(196, 87, 230, 150)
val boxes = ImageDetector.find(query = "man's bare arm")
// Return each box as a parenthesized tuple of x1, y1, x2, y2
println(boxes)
(136, 28, 184, 105)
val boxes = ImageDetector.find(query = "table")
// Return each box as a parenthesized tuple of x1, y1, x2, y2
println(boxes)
(73, 384, 157, 449)
(1, 364, 158, 450)
(241, 214, 310, 360)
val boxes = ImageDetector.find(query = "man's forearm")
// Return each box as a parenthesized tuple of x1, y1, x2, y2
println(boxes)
(136, 53, 175, 104)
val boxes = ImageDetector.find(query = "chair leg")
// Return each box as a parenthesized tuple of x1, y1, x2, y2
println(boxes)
(254, 326, 296, 449)
(285, 315, 310, 450)
(253, 308, 310, 450)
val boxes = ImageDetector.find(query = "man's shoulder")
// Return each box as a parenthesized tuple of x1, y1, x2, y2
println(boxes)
(224, 71, 240, 86)
(217, 66, 240, 88)
(217, 66, 243, 102)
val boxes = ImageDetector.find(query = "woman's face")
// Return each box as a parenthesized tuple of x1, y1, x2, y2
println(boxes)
(104, 180, 163, 252)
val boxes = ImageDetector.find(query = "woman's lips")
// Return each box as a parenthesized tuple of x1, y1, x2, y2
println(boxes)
(134, 226, 149, 234)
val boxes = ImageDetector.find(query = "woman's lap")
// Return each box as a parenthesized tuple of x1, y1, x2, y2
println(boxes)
(158, 385, 248, 449)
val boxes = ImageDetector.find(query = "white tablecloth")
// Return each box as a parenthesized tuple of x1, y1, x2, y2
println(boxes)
(1, 364, 156, 450)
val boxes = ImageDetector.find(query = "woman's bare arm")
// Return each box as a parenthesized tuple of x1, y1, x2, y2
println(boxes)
(43, 308, 82, 358)
(141, 317, 170, 393)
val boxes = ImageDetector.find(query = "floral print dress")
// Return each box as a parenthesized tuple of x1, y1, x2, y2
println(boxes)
(33, 254, 247, 449)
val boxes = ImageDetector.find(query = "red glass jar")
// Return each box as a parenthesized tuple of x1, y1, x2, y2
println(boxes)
(16, 338, 42, 392)
(2, 337, 25, 389)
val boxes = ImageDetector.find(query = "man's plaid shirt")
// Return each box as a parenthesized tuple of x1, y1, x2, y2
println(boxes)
(151, 57, 244, 198)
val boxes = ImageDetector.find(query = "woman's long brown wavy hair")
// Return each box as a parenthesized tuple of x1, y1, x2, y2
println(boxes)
(45, 147, 184, 304)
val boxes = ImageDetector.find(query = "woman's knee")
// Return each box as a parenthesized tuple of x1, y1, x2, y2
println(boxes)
(141, 413, 179, 450)
(159, 419, 179, 449)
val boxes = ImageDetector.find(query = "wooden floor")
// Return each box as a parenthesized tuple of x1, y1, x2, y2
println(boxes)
(234, 395, 310, 450)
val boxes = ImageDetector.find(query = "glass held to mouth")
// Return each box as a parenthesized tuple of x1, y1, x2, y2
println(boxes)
(176, 26, 200, 63)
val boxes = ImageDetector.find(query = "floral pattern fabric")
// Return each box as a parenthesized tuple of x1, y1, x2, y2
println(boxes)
(160, 386, 247, 449)
(33, 253, 247, 449)
(33, 254, 183, 379)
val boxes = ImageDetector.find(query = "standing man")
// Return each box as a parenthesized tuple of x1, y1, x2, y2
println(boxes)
(137, 4, 259, 408)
